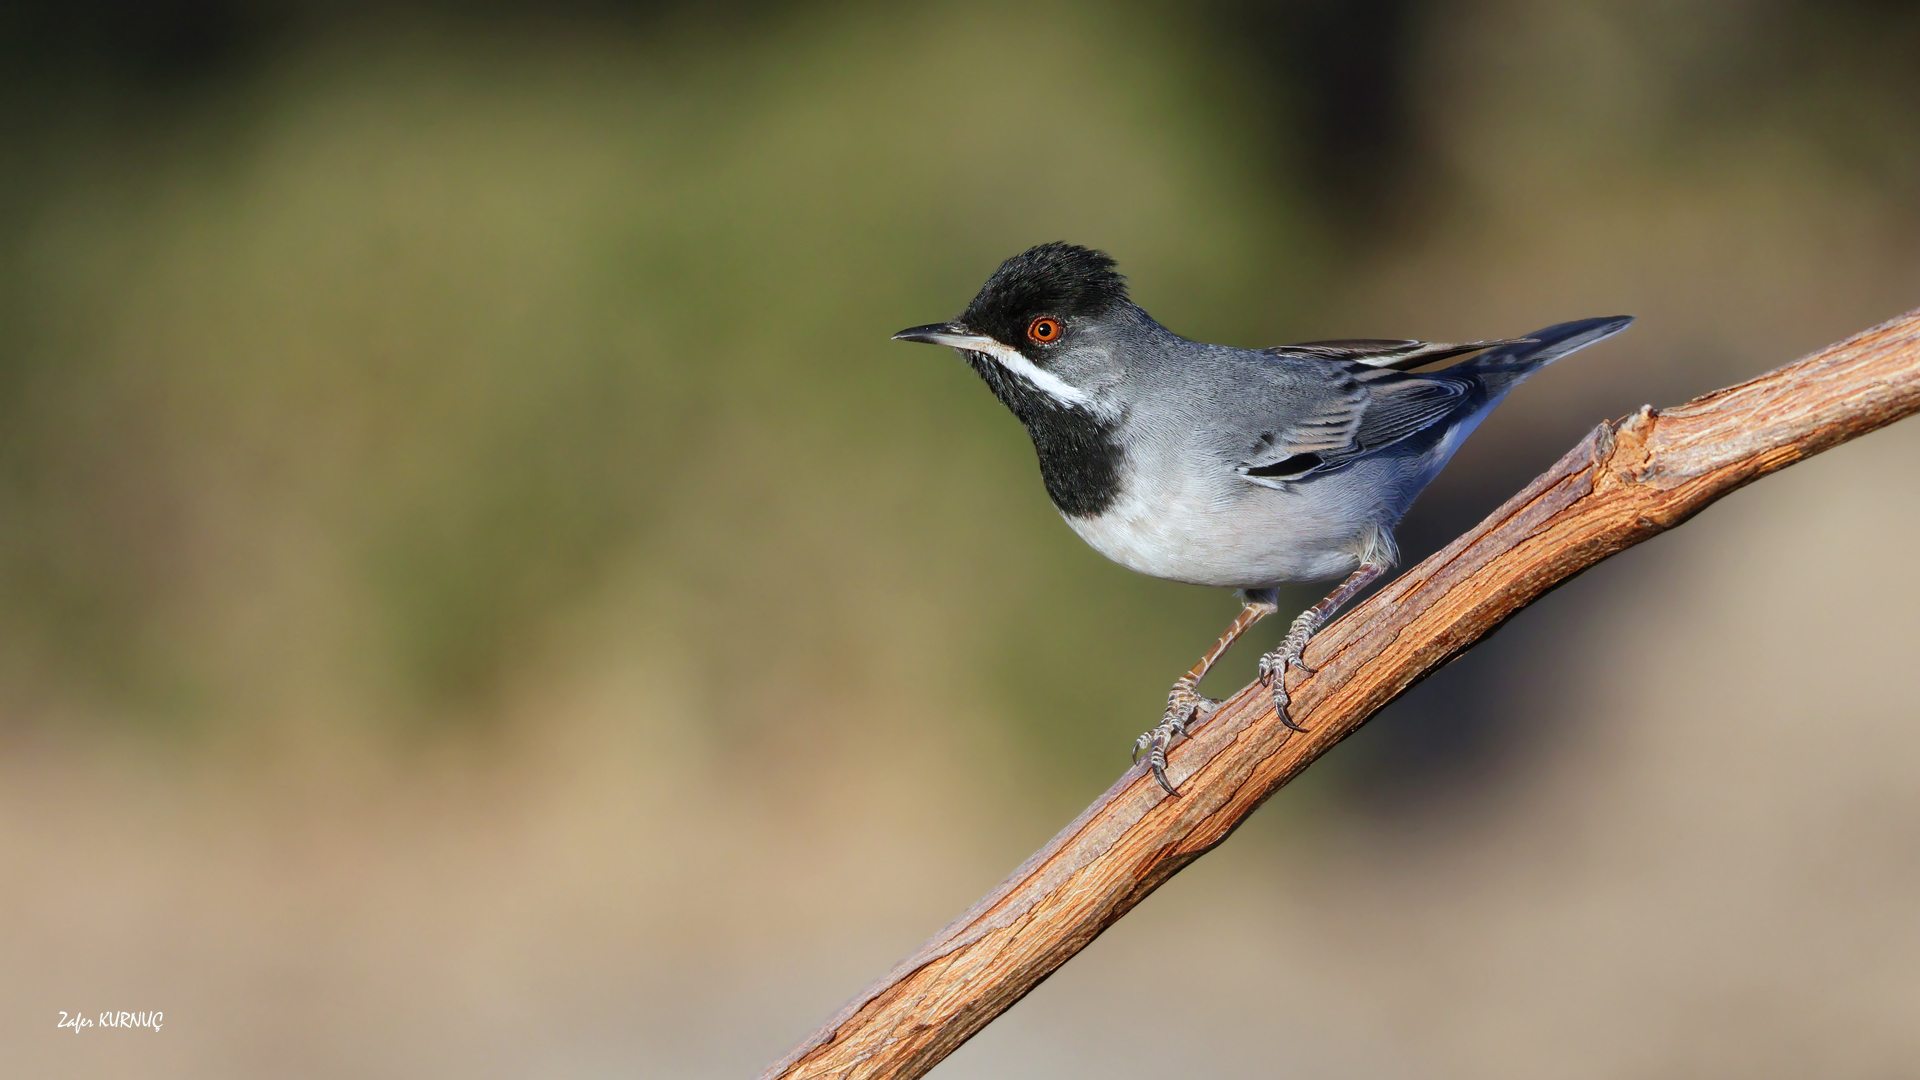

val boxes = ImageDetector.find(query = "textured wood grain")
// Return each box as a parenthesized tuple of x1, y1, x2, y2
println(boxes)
(762, 308, 1920, 1080)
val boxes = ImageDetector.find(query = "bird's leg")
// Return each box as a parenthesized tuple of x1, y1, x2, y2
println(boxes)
(1259, 558, 1391, 732)
(1135, 589, 1279, 796)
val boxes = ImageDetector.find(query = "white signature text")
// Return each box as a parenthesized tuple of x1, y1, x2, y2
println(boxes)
(57, 1010, 163, 1032)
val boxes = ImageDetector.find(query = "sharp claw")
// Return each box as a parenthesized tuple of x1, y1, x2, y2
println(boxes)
(1289, 653, 1318, 676)
(1141, 677, 1226, 796)
(1273, 684, 1310, 733)
(1151, 759, 1178, 796)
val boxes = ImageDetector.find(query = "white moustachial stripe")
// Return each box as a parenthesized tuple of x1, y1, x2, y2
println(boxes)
(963, 338, 1105, 413)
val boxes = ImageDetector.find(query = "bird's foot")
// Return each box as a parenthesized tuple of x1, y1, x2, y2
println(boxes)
(1257, 627, 1317, 733)
(1132, 678, 1219, 795)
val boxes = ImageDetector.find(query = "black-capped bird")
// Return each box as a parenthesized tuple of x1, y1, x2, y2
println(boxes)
(895, 243, 1631, 793)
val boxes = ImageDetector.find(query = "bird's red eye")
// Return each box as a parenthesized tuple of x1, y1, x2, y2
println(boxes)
(1028, 317, 1062, 343)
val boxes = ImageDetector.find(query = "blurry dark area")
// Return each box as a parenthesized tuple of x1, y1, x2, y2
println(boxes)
(5, 2, 1920, 1077)
(0, 0, 1445, 222)
(8, 0, 1918, 217)
(0, 2, 276, 92)
(0, 0, 798, 107)
(1208, 0, 1431, 229)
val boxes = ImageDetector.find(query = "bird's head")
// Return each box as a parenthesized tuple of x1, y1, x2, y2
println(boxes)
(893, 242, 1148, 418)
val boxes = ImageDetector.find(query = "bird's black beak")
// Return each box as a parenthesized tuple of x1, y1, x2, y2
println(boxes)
(892, 321, 998, 351)
(892, 321, 957, 344)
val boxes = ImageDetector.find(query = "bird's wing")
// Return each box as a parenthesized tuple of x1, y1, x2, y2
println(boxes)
(1345, 374, 1472, 451)
(1235, 365, 1471, 482)
(1264, 337, 1532, 371)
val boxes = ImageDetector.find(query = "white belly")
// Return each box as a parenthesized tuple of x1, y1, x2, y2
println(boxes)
(1063, 479, 1367, 588)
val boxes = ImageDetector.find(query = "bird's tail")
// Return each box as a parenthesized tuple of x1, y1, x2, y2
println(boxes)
(1454, 315, 1635, 398)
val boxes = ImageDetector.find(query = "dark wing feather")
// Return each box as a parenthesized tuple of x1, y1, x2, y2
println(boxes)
(1236, 365, 1473, 483)
(1344, 372, 1471, 453)
(1266, 337, 1533, 371)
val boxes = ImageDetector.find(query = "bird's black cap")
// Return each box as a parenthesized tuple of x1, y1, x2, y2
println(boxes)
(959, 242, 1130, 347)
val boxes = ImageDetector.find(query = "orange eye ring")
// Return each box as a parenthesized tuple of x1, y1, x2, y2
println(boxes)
(1027, 317, 1063, 343)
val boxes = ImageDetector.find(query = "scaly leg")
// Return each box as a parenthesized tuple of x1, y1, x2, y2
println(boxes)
(1258, 558, 1391, 733)
(1134, 589, 1279, 795)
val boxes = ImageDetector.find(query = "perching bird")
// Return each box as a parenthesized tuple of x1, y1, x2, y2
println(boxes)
(894, 242, 1631, 794)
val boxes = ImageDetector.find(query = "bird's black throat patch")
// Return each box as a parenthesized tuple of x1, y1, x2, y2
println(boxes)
(963, 351, 1122, 519)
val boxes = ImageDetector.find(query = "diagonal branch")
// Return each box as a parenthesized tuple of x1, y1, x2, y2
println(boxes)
(762, 308, 1920, 1080)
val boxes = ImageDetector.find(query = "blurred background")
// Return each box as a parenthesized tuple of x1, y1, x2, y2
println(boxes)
(3, 1, 1919, 1076)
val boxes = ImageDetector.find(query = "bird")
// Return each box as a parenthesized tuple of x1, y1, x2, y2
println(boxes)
(894, 242, 1632, 794)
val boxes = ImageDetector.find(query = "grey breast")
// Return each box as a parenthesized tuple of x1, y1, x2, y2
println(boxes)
(1074, 343, 1395, 588)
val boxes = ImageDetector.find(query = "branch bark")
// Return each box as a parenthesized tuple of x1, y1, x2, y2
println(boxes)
(763, 308, 1920, 1080)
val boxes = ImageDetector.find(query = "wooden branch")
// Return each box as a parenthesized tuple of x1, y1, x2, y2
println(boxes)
(762, 308, 1920, 1080)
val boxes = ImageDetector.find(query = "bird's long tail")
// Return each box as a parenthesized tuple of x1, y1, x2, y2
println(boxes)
(1455, 315, 1635, 398)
